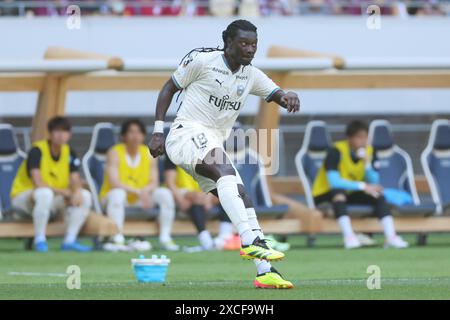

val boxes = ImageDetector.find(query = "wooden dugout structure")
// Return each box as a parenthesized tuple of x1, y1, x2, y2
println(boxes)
(1, 46, 450, 240)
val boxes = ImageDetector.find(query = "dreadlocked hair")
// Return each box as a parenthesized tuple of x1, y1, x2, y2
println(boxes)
(178, 19, 257, 65)
(222, 19, 257, 50)
(175, 20, 257, 107)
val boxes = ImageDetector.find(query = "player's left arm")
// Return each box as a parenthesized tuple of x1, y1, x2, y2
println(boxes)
(251, 68, 300, 113)
(268, 89, 300, 113)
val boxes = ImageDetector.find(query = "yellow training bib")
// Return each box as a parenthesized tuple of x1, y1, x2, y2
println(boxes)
(100, 143, 151, 204)
(312, 140, 372, 198)
(10, 140, 70, 198)
(175, 166, 201, 192)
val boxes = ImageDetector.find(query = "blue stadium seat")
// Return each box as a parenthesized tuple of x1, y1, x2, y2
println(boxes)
(0, 124, 26, 219)
(421, 119, 450, 214)
(219, 124, 288, 217)
(369, 120, 436, 215)
(82, 123, 159, 218)
(295, 121, 373, 215)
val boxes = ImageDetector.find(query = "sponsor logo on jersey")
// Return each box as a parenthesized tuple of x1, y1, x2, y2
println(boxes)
(209, 94, 242, 111)
(237, 84, 245, 97)
(236, 75, 248, 80)
(212, 67, 229, 75)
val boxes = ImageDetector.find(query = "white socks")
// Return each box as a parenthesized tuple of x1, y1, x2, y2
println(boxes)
(63, 190, 91, 244)
(106, 187, 176, 244)
(153, 188, 176, 244)
(338, 215, 355, 238)
(380, 215, 396, 239)
(106, 188, 127, 232)
(216, 175, 256, 245)
(32, 188, 53, 244)
(198, 230, 214, 250)
(247, 207, 272, 274)
(217, 222, 234, 239)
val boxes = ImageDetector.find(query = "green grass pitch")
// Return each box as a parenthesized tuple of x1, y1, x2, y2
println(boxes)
(1, 234, 450, 300)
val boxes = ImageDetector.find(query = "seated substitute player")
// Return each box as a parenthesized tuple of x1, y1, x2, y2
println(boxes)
(163, 153, 235, 251)
(10, 116, 92, 252)
(312, 120, 408, 249)
(150, 20, 299, 289)
(100, 119, 179, 251)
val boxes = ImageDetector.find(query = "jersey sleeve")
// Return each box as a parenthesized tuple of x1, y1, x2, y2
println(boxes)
(26, 147, 42, 176)
(69, 148, 81, 173)
(163, 154, 176, 171)
(250, 67, 280, 101)
(171, 52, 204, 89)
(324, 148, 340, 171)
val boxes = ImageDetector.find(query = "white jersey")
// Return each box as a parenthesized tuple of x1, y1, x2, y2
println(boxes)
(171, 50, 280, 140)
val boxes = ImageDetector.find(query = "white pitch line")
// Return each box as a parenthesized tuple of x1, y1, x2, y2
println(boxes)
(7, 271, 67, 277)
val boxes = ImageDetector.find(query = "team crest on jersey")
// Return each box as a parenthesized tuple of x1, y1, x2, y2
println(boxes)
(237, 84, 245, 97)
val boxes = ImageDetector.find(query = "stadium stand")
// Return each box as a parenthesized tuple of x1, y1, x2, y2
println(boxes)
(368, 120, 436, 215)
(421, 119, 450, 215)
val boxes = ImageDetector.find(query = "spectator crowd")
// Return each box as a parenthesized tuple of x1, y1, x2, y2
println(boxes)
(0, 0, 448, 17)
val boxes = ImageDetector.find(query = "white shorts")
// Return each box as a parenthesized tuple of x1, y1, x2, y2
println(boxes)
(165, 121, 243, 193)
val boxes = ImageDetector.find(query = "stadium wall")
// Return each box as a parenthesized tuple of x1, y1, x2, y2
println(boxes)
(1, 17, 450, 117)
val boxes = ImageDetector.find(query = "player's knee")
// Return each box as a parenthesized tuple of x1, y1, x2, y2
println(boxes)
(33, 187, 54, 207)
(155, 187, 175, 210)
(331, 192, 347, 203)
(195, 163, 235, 182)
(80, 189, 92, 209)
(109, 188, 127, 204)
(237, 184, 253, 208)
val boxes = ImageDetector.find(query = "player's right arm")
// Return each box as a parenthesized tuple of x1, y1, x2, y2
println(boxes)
(149, 78, 179, 158)
(149, 52, 203, 158)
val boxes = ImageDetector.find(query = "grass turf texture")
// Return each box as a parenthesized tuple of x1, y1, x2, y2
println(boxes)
(0, 234, 450, 299)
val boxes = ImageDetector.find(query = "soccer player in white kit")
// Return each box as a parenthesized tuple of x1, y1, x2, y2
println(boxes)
(150, 20, 300, 289)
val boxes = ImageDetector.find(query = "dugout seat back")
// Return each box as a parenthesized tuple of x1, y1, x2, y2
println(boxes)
(82, 123, 116, 213)
(369, 120, 419, 203)
(0, 124, 26, 218)
(421, 119, 450, 214)
(294, 121, 332, 209)
(369, 120, 436, 214)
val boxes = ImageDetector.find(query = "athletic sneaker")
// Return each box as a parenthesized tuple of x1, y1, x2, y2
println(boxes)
(254, 267, 294, 289)
(223, 234, 241, 250)
(103, 241, 132, 252)
(35, 241, 49, 253)
(344, 234, 362, 249)
(265, 235, 290, 252)
(160, 240, 180, 251)
(385, 235, 409, 249)
(240, 236, 285, 261)
(356, 233, 377, 246)
(127, 239, 152, 252)
(61, 241, 92, 252)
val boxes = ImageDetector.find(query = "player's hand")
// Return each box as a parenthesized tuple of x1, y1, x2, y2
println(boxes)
(140, 189, 153, 209)
(69, 189, 83, 206)
(149, 132, 165, 158)
(364, 184, 384, 197)
(281, 91, 300, 113)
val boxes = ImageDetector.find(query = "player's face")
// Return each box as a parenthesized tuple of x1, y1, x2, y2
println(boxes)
(229, 30, 257, 66)
(123, 124, 145, 147)
(49, 129, 71, 147)
(348, 130, 368, 150)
